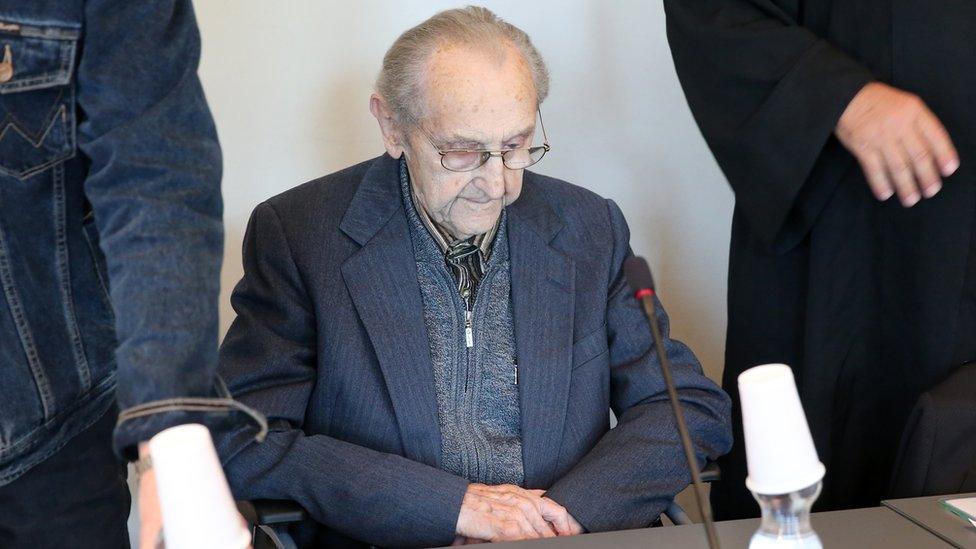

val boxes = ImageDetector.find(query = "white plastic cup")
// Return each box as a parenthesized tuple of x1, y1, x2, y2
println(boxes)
(739, 364, 826, 495)
(148, 424, 251, 549)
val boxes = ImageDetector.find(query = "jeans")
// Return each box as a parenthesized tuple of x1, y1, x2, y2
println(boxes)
(0, 408, 130, 548)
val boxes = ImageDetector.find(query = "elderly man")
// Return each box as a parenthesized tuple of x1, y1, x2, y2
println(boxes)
(216, 7, 732, 547)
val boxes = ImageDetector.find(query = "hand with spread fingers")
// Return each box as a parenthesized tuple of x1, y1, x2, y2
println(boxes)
(836, 81, 960, 207)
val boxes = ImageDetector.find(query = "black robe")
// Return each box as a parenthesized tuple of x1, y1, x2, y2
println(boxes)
(664, 0, 976, 519)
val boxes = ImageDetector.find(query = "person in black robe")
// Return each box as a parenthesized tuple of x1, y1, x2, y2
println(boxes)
(663, 0, 975, 519)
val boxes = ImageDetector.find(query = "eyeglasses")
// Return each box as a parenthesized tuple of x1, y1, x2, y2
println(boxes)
(409, 109, 551, 172)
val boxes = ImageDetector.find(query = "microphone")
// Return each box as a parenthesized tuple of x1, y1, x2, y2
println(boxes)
(624, 256, 720, 549)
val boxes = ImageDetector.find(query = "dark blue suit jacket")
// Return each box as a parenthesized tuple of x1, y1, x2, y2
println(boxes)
(216, 154, 732, 547)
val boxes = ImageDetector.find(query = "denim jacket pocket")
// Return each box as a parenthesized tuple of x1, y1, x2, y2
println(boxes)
(0, 19, 78, 179)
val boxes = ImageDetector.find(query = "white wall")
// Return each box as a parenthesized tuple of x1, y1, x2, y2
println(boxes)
(194, 0, 735, 383)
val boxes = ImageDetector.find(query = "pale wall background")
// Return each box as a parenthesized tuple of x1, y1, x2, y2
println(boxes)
(194, 0, 734, 380)
(129, 0, 736, 536)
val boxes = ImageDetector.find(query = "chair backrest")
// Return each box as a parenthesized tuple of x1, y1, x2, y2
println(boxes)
(889, 362, 976, 498)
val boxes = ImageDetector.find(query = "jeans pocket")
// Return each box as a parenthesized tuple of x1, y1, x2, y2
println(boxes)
(0, 19, 78, 179)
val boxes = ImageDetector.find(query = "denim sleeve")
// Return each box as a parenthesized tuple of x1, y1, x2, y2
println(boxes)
(75, 0, 228, 458)
(544, 199, 734, 532)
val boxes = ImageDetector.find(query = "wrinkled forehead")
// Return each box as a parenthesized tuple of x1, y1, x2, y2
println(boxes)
(420, 41, 538, 137)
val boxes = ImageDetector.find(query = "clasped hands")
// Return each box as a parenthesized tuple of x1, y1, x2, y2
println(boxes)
(453, 483, 584, 544)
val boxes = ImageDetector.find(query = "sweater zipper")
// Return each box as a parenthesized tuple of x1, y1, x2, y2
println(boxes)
(462, 287, 474, 393)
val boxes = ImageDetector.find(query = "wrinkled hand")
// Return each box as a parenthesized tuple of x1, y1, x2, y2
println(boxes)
(836, 81, 959, 207)
(455, 484, 583, 543)
(524, 490, 583, 537)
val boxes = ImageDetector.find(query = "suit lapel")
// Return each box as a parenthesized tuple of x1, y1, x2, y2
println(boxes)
(338, 161, 577, 482)
(508, 179, 576, 488)
(340, 155, 442, 467)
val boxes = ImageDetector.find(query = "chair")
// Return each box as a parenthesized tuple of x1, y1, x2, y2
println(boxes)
(888, 362, 976, 498)
(663, 460, 722, 525)
(237, 462, 720, 547)
(237, 499, 306, 549)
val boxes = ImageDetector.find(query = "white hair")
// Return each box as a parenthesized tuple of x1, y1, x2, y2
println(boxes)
(376, 5, 550, 124)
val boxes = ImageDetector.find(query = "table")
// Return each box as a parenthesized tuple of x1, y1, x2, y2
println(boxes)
(884, 493, 976, 549)
(460, 506, 950, 548)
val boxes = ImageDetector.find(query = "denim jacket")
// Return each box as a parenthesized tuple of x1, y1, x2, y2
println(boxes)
(0, 0, 263, 485)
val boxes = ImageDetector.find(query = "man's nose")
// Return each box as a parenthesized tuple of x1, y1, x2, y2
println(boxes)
(477, 154, 507, 198)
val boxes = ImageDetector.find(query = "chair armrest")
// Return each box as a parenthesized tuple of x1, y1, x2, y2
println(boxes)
(700, 461, 721, 483)
(663, 461, 722, 526)
(237, 499, 307, 526)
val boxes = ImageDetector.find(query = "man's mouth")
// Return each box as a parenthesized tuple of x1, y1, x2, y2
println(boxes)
(460, 196, 498, 206)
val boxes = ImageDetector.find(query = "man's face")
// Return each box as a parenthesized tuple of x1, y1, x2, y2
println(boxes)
(403, 43, 538, 240)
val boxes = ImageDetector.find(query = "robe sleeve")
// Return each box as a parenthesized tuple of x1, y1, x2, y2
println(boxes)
(663, 0, 874, 249)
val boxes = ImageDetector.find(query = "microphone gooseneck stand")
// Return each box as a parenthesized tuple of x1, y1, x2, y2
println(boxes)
(624, 256, 720, 549)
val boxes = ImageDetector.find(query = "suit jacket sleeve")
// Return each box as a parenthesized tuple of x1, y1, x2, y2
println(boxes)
(543, 200, 733, 532)
(215, 201, 469, 548)
(664, 0, 874, 249)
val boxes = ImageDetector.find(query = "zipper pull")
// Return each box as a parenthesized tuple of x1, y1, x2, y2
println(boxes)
(465, 310, 474, 348)
(514, 362, 519, 385)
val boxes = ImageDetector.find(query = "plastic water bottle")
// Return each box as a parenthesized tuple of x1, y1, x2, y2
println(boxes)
(749, 481, 823, 549)
(739, 365, 827, 549)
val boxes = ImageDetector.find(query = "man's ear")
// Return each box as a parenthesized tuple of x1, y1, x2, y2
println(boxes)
(370, 94, 405, 159)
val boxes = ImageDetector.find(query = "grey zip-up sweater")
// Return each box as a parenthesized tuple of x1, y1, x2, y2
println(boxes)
(399, 162, 524, 486)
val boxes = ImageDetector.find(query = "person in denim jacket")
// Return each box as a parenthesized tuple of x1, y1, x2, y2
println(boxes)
(0, 2, 260, 547)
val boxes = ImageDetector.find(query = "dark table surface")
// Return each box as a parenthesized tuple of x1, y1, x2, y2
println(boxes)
(443, 506, 951, 548)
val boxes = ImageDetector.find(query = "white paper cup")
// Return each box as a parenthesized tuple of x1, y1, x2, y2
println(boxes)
(739, 364, 826, 495)
(148, 424, 251, 549)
